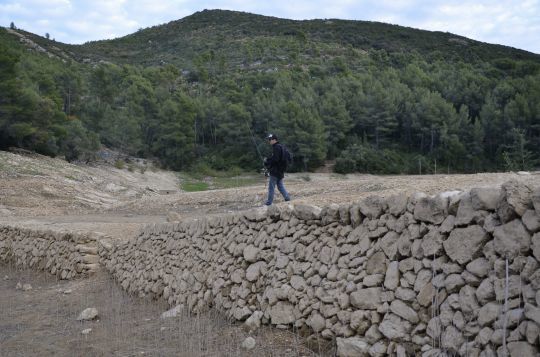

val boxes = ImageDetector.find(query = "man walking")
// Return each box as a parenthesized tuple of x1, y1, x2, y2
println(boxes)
(264, 134, 291, 206)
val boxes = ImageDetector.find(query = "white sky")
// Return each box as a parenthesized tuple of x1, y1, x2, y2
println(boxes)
(1, 0, 539, 54)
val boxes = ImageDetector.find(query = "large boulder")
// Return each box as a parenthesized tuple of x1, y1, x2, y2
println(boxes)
(497, 180, 533, 223)
(443, 225, 489, 264)
(493, 219, 531, 258)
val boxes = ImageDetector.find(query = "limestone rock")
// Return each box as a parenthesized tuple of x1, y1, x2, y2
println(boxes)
(243, 245, 259, 263)
(81, 328, 92, 335)
(365, 252, 387, 275)
(241, 336, 256, 350)
(421, 227, 445, 256)
(476, 278, 495, 304)
(390, 300, 419, 323)
(442, 325, 464, 352)
(443, 225, 488, 264)
(387, 193, 408, 216)
(244, 311, 263, 331)
(321, 203, 340, 224)
(459, 285, 479, 315)
(246, 262, 266, 282)
(524, 303, 540, 325)
(470, 187, 500, 211)
(507, 341, 536, 357)
(533, 232, 540, 261)
(359, 196, 384, 219)
(77, 307, 99, 321)
(307, 312, 325, 333)
(522, 210, 540, 233)
(497, 180, 532, 223)
(466, 258, 490, 278)
(414, 196, 447, 224)
(455, 193, 476, 226)
(380, 231, 400, 260)
(493, 219, 531, 259)
(350, 288, 382, 310)
(293, 204, 322, 221)
(378, 313, 411, 339)
(161, 304, 184, 318)
(384, 261, 400, 290)
(365, 324, 383, 344)
(478, 302, 500, 326)
(336, 337, 369, 357)
(533, 187, 540, 213)
(269, 302, 295, 325)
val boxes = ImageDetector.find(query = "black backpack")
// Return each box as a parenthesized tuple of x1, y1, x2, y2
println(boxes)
(281, 145, 293, 169)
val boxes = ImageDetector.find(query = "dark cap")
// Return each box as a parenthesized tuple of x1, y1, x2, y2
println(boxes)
(267, 133, 278, 141)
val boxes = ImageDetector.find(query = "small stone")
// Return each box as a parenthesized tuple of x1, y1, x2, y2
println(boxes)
(161, 304, 184, 318)
(466, 258, 490, 278)
(77, 307, 99, 321)
(241, 336, 256, 350)
(81, 328, 92, 335)
(244, 311, 263, 331)
(63, 289, 72, 294)
(384, 261, 400, 290)
(307, 312, 325, 333)
(22, 283, 32, 291)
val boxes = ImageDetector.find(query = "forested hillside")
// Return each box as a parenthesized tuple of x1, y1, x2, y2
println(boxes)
(1, 9, 539, 173)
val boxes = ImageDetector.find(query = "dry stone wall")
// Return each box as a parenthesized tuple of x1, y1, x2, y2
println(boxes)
(100, 180, 540, 356)
(0, 226, 100, 279)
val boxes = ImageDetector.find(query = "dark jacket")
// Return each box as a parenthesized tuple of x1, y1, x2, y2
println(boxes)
(266, 142, 286, 179)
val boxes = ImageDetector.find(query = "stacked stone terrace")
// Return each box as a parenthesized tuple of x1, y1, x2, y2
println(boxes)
(97, 180, 540, 356)
(0, 227, 100, 279)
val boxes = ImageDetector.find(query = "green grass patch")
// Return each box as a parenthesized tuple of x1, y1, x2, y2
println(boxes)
(213, 176, 261, 189)
(179, 170, 263, 192)
(181, 181, 210, 192)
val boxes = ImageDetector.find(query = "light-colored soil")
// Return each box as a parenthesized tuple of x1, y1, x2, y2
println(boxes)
(1, 149, 538, 356)
(0, 266, 325, 357)
(1, 150, 538, 240)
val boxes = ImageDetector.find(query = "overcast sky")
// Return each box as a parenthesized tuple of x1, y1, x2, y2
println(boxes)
(1, 0, 539, 54)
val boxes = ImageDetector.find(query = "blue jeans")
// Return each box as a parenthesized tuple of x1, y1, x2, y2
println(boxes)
(266, 175, 290, 205)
